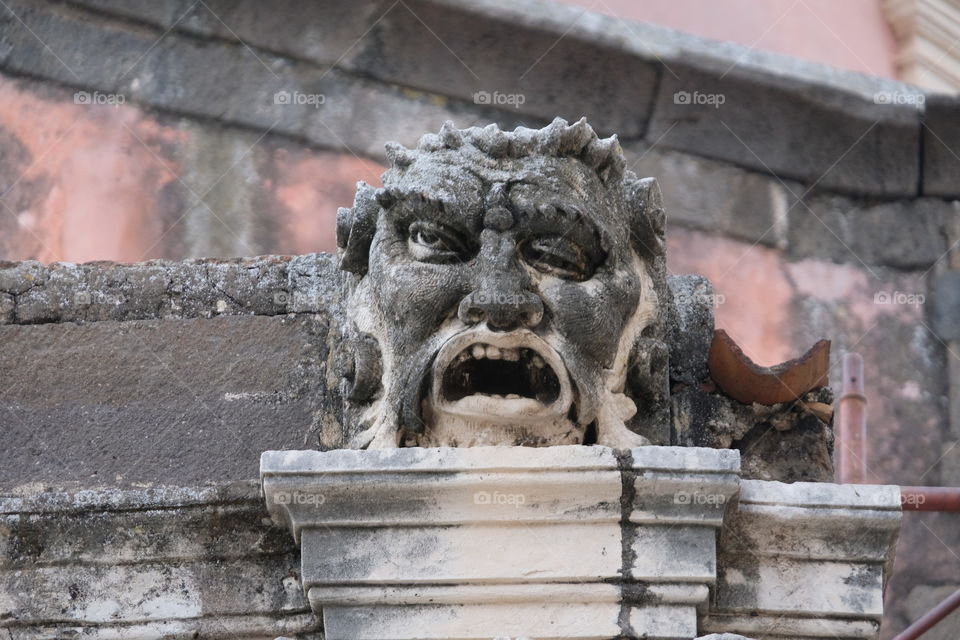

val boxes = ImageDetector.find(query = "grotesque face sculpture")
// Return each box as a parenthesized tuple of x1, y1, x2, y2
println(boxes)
(337, 118, 669, 449)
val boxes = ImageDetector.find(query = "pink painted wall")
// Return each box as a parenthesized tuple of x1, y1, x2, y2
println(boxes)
(557, 0, 899, 78)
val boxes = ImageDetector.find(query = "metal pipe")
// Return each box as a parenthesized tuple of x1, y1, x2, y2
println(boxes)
(837, 353, 867, 484)
(900, 487, 960, 512)
(891, 588, 960, 640)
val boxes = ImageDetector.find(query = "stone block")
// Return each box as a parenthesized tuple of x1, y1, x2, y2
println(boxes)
(264, 447, 900, 639)
(302, 523, 622, 585)
(342, 0, 658, 137)
(930, 270, 960, 342)
(625, 144, 795, 248)
(706, 479, 901, 639)
(0, 483, 319, 639)
(262, 445, 737, 640)
(646, 60, 921, 197)
(0, 314, 332, 486)
(788, 196, 953, 269)
(0, 254, 339, 324)
(667, 274, 716, 387)
(923, 94, 960, 198)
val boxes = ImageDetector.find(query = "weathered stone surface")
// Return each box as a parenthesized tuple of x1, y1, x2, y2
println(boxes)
(5, 0, 929, 199)
(68, 0, 656, 138)
(706, 480, 901, 640)
(930, 270, 960, 342)
(336, 119, 670, 450)
(263, 446, 897, 640)
(624, 143, 796, 248)
(673, 387, 835, 483)
(788, 196, 954, 269)
(262, 445, 739, 640)
(0, 254, 338, 325)
(0, 482, 320, 639)
(646, 56, 921, 197)
(0, 0, 531, 161)
(345, 0, 657, 138)
(0, 313, 333, 486)
(923, 93, 960, 198)
(667, 274, 715, 388)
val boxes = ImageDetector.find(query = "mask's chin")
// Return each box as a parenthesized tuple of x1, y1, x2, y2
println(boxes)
(414, 327, 582, 447)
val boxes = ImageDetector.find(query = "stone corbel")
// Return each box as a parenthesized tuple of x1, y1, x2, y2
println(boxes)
(261, 446, 900, 640)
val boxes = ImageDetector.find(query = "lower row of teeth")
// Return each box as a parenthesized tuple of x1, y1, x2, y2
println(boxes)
(463, 344, 545, 367)
(473, 393, 525, 399)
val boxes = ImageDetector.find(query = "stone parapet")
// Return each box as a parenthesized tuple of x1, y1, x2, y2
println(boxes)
(261, 446, 901, 640)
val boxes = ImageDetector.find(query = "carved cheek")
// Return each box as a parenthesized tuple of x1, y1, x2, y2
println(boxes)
(378, 263, 471, 335)
(544, 274, 639, 364)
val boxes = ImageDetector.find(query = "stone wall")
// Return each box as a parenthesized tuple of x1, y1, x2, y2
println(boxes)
(1, 1, 959, 637)
(1, 482, 316, 639)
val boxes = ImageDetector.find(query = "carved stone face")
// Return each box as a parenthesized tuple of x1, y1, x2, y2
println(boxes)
(338, 119, 667, 449)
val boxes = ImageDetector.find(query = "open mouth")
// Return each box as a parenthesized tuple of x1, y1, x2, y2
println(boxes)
(430, 329, 572, 421)
(442, 344, 561, 404)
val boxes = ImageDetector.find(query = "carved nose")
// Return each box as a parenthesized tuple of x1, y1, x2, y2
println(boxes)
(458, 288, 544, 330)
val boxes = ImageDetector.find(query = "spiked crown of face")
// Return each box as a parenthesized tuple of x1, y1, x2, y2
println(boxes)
(336, 117, 666, 279)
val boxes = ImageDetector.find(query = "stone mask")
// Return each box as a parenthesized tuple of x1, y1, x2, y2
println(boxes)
(336, 118, 669, 449)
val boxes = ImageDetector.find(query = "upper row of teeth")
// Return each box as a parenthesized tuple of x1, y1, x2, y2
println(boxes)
(462, 344, 545, 367)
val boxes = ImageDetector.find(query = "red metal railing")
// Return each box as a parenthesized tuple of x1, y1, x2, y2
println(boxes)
(835, 353, 960, 639)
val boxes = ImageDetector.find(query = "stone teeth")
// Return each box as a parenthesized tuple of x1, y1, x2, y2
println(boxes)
(502, 348, 519, 361)
(486, 345, 502, 359)
(532, 354, 545, 368)
(506, 393, 521, 399)
(471, 344, 485, 359)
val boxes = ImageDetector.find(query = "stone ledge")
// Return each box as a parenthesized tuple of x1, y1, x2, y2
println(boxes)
(6, 0, 949, 197)
(0, 253, 339, 325)
(924, 94, 960, 198)
(0, 481, 320, 640)
(710, 480, 901, 638)
(0, 314, 335, 487)
(263, 445, 738, 639)
(930, 270, 960, 341)
(261, 445, 900, 640)
(0, 0, 535, 159)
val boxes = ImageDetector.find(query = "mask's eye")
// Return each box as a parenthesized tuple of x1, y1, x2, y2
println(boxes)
(407, 220, 471, 263)
(521, 236, 592, 281)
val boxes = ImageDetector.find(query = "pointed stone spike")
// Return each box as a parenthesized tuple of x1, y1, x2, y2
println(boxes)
(439, 120, 463, 148)
(336, 207, 353, 249)
(374, 188, 395, 210)
(417, 133, 443, 151)
(384, 142, 414, 168)
(562, 116, 594, 153)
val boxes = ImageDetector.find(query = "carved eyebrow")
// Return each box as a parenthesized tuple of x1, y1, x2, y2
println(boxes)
(385, 190, 456, 213)
(386, 190, 486, 234)
(517, 202, 604, 255)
